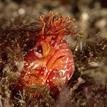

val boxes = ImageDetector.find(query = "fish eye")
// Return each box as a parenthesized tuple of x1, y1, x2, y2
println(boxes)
(35, 45, 43, 54)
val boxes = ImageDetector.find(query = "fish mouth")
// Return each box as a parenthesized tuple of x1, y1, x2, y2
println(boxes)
(20, 72, 47, 88)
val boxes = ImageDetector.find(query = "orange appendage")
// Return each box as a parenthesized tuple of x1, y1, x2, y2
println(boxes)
(39, 12, 79, 42)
